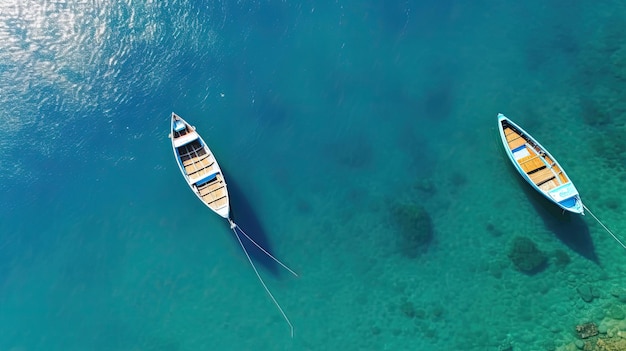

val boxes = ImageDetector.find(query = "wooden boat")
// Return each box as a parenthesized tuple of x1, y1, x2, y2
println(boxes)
(497, 113, 584, 214)
(169, 112, 230, 218)
(168, 112, 298, 336)
(498, 113, 626, 251)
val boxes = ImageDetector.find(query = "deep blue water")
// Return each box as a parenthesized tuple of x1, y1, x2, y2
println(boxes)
(2, 1, 626, 350)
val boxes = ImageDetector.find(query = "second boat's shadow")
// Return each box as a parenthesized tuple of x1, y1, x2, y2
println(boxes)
(521, 178, 598, 263)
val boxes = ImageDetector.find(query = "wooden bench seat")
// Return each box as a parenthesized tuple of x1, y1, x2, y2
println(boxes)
(529, 167, 556, 185)
(504, 128, 518, 141)
(518, 155, 545, 173)
(508, 136, 526, 150)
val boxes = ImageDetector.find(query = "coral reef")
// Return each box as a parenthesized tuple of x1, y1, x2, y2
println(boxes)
(596, 337, 626, 351)
(392, 203, 433, 258)
(507, 236, 548, 274)
(562, 324, 626, 351)
(558, 299, 626, 351)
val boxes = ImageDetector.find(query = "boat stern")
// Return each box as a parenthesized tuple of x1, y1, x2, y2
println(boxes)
(556, 195, 583, 213)
(548, 183, 584, 214)
(216, 205, 230, 219)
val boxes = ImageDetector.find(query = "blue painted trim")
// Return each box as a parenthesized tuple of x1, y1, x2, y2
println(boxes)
(195, 172, 218, 186)
(511, 144, 526, 153)
(559, 197, 577, 208)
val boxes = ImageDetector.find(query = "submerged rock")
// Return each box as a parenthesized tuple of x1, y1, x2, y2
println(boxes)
(507, 236, 547, 273)
(609, 287, 626, 303)
(576, 322, 599, 339)
(553, 249, 571, 267)
(392, 203, 433, 258)
(413, 179, 436, 197)
(577, 284, 600, 303)
(578, 285, 594, 303)
(399, 300, 417, 318)
(607, 306, 625, 320)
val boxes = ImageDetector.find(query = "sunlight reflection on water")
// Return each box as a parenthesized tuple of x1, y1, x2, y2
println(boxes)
(0, 0, 223, 183)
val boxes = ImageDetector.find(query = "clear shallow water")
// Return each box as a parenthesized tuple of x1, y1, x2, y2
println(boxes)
(2, 1, 626, 350)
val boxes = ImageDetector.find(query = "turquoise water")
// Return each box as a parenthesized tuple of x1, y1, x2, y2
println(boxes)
(2, 1, 626, 350)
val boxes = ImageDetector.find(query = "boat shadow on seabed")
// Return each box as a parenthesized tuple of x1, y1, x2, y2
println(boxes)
(221, 172, 298, 337)
(496, 137, 598, 264)
(224, 175, 282, 276)
(522, 181, 599, 264)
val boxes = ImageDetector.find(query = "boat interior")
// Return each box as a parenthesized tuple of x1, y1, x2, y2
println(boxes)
(176, 134, 228, 211)
(195, 173, 228, 210)
(502, 123, 569, 192)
